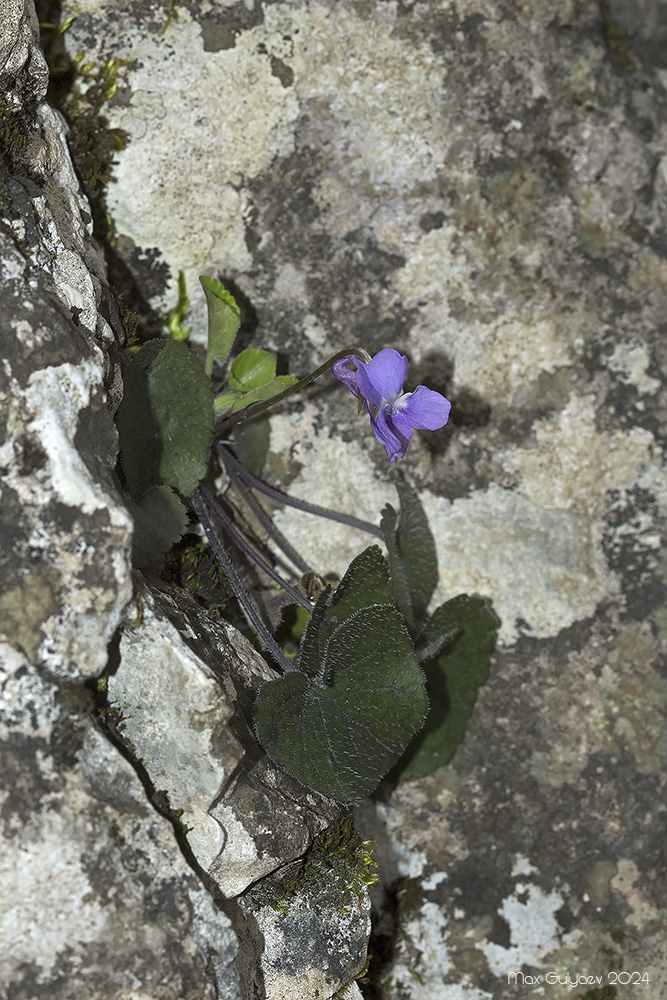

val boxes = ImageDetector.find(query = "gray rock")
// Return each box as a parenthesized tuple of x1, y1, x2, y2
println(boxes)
(109, 584, 340, 899)
(6, 0, 667, 995)
(0, 648, 241, 999)
(230, 816, 373, 1000)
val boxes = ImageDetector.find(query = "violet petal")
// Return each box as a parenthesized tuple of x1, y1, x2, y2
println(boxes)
(400, 385, 452, 430)
(331, 357, 361, 397)
(371, 406, 413, 462)
(356, 349, 408, 408)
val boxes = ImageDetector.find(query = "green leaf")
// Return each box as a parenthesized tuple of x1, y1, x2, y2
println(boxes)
(233, 415, 270, 477)
(117, 339, 213, 497)
(200, 275, 240, 375)
(381, 479, 438, 633)
(294, 586, 332, 680)
(214, 374, 298, 415)
(229, 348, 277, 391)
(255, 603, 428, 804)
(323, 545, 393, 629)
(396, 595, 499, 781)
(125, 485, 189, 569)
(296, 546, 393, 679)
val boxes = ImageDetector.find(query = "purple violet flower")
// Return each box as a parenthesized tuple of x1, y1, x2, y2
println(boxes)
(332, 348, 451, 462)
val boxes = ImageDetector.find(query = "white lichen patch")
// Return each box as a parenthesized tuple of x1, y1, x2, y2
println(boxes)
(502, 394, 658, 513)
(25, 360, 112, 515)
(404, 901, 452, 980)
(99, 8, 300, 313)
(266, 1, 448, 193)
(480, 883, 564, 976)
(269, 415, 396, 578)
(611, 860, 661, 929)
(0, 809, 108, 980)
(605, 337, 661, 395)
(393, 225, 573, 401)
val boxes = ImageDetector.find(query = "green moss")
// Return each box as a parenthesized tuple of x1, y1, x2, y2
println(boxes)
(163, 538, 234, 617)
(578, 987, 617, 1000)
(56, 54, 129, 239)
(249, 814, 378, 915)
(545, 148, 569, 188)
(599, 1, 636, 74)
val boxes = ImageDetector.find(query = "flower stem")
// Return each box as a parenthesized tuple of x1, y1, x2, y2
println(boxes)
(217, 444, 384, 539)
(218, 446, 313, 574)
(200, 484, 312, 611)
(216, 345, 372, 431)
(191, 488, 296, 673)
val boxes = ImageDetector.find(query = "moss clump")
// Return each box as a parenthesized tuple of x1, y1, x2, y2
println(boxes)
(579, 987, 617, 1000)
(163, 538, 235, 619)
(52, 51, 129, 240)
(599, 1, 636, 74)
(248, 814, 378, 915)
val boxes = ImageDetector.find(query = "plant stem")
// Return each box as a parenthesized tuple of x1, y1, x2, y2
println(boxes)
(216, 346, 372, 431)
(191, 489, 296, 674)
(218, 444, 384, 540)
(218, 447, 313, 574)
(200, 485, 312, 611)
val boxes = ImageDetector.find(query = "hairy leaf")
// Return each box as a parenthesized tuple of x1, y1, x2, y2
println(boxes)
(255, 603, 428, 804)
(200, 275, 240, 375)
(381, 479, 438, 632)
(297, 546, 392, 678)
(396, 594, 499, 780)
(323, 545, 393, 629)
(125, 485, 189, 569)
(117, 339, 213, 497)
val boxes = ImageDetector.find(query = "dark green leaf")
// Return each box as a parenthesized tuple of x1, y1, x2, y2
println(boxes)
(229, 348, 277, 391)
(117, 339, 213, 497)
(233, 415, 270, 477)
(295, 586, 332, 680)
(297, 546, 393, 678)
(125, 485, 189, 569)
(381, 479, 438, 632)
(255, 603, 428, 804)
(324, 545, 393, 628)
(396, 595, 499, 781)
(200, 275, 240, 375)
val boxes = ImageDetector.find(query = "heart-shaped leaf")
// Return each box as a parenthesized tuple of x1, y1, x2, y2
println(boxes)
(396, 594, 499, 780)
(381, 479, 438, 633)
(117, 339, 213, 497)
(254, 602, 428, 804)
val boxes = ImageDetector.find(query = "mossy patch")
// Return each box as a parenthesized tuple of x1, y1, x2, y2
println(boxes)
(248, 814, 378, 916)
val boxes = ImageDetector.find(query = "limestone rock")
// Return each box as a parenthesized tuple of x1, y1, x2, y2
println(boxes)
(2, 3, 241, 996)
(109, 584, 340, 899)
(0, 644, 241, 999)
(6, 0, 667, 996)
(230, 818, 373, 1000)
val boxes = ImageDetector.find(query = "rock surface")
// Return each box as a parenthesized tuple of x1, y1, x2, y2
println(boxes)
(4, 0, 667, 997)
(2, 2, 368, 998)
(109, 584, 340, 899)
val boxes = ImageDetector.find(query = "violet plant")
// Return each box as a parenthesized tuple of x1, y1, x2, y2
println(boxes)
(116, 275, 498, 804)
